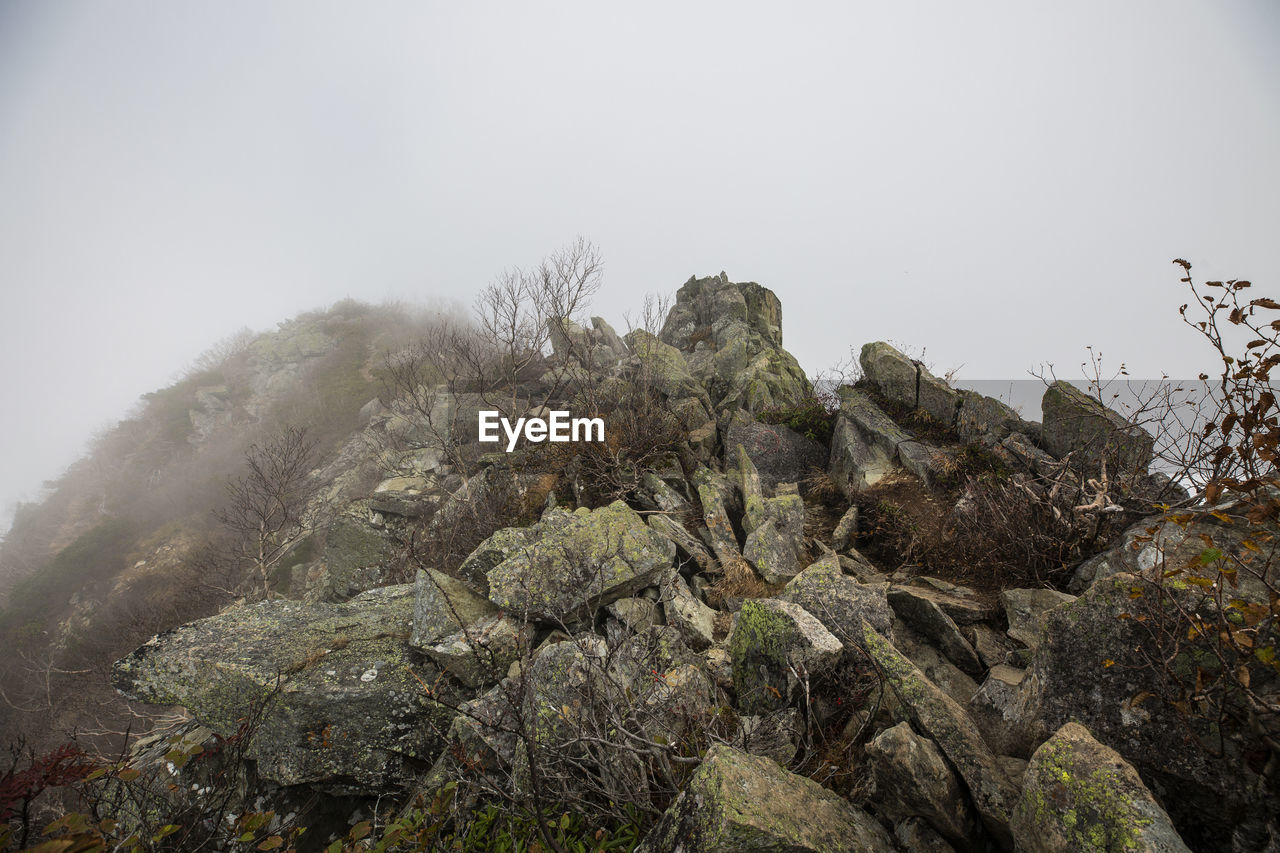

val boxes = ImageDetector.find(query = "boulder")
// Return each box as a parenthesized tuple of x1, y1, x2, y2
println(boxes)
(1012, 722, 1192, 853)
(888, 586, 983, 674)
(112, 585, 453, 793)
(484, 501, 675, 625)
(693, 467, 754, 581)
(1041, 381, 1153, 474)
(862, 621, 1018, 849)
(410, 567, 498, 649)
(422, 614, 527, 689)
(956, 390, 1023, 442)
(866, 721, 979, 848)
(1000, 587, 1076, 648)
(827, 388, 910, 495)
(738, 447, 807, 584)
(780, 553, 893, 647)
(860, 341, 960, 427)
(635, 744, 895, 853)
(658, 274, 811, 419)
(1016, 573, 1279, 849)
(730, 599, 842, 715)
(723, 411, 826, 490)
(315, 516, 397, 601)
(659, 569, 716, 650)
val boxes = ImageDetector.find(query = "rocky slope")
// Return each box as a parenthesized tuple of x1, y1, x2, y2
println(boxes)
(7, 276, 1278, 852)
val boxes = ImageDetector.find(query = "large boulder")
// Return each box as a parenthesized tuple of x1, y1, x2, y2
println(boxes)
(659, 274, 811, 419)
(866, 722, 980, 849)
(410, 567, 497, 649)
(111, 585, 453, 793)
(780, 553, 893, 647)
(827, 388, 911, 495)
(1012, 722, 1192, 853)
(738, 447, 807, 584)
(1041, 381, 1153, 474)
(636, 744, 895, 853)
(484, 501, 675, 625)
(723, 411, 827, 490)
(860, 341, 960, 427)
(862, 621, 1019, 849)
(1015, 573, 1279, 850)
(730, 599, 842, 715)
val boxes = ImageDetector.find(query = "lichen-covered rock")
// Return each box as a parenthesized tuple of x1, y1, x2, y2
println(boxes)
(888, 586, 982, 674)
(739, 448, 807, 584)
(647, 513, 716, 574)
(658, 274, 811, 419)
(423, 614, 527, 689)
(1041, 381, 1153, 474)
(455, 523, 539, 594)
(828, 388, 910, 495)
(314, 515, 397, 601)
(862, 621, 1018, 849)
(112, 585, 452, 793)
(660, 569, 715, 650)
(729, 599, 842, 715)
(723, 411, 826, 491)
(866, 722, 979, 848)
(485, 500, 675, 624)
(635, 744, 895, 853)
(410, 568, 497, 649)
(1015, 573, 1279, 849)
(1000, 587, 1076, 648)
(861, 341, 960, 427)
(956, 389, 1023, 442)
(780, 553, 892, 647)
(1012, 722, 1192, 853)
(693, 466, 754, 581)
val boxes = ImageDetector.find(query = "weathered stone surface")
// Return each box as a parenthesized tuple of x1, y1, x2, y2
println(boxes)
(866, 722, 979, 847)
(367, 489, 437, 519)
(956, 389, 1022, 442)
(316, 516, 397, 601)
(730, 599, 842, 715)
(636, 744, 895, 853)
(891, 582, 1000, 624)
(831, 504, 859, 551)
(735, 708, 801, 765)
(485, 501, 675, 624)
(862, 621, 1018, 849)
(889, 586, 982, 674)
(693, 466, 753, 580)
(828, 388, 910, 495)
(1016, 573, 1279, 848)
(1012, 722, 1192, 853)
(723, 411, 826, 491)
(660, 570, 715, 650)
(895, 817, 960, 853)
(861, 341, 960, 426)
(647, 513, 715, 574)
(735, 446, 807, 583)
(410, 568, 498, 649)
(1000, 587, 1076, 648)
(606, 597, 664, 633)
(659, 274, 811, 419)
(780, 553, 893, 647)
(112, 585, 452, 793)
(423, 614, 527, 689)
(966, 624, 1017, 669)
(1041, 381, 1153, 474)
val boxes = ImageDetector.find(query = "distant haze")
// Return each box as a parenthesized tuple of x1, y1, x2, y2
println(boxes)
(1, 1, 1277, 531)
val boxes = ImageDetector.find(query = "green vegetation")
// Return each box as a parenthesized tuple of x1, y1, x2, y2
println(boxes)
(755, 389, 837, 444)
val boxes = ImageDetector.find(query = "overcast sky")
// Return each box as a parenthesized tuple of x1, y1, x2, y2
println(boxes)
(1, 1, 1277, 530)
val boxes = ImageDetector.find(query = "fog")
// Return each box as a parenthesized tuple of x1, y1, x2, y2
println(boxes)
(1, 1, 1277, 531)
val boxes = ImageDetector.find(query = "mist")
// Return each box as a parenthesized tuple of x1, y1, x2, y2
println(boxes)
(1, 0, 1277, 531)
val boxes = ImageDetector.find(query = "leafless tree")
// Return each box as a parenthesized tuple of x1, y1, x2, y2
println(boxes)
(211, 425, 319, 598)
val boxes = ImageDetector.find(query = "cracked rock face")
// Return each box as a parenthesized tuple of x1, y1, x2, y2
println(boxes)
(111, 585, 455, 793)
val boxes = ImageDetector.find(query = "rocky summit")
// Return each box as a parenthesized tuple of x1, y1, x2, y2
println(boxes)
(3, 272, 1275, 852)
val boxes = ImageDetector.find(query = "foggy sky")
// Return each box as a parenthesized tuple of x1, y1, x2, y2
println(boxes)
(1, 1, 1278, 531)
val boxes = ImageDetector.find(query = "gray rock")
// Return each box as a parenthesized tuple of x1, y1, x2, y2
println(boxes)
(423, 614, 527, 689)
(485, 501, 676, 625)
(780, 553, 893, 647)
(636, 744, 895, 853)
(647, 513, 716, 574)
(827, 388, 910, 495)
(861, 341, 960, 427)
(723, 411, 827, 491)
(888, 586, 982, 674)
(956, 389, 1023, 442)
(866, 722, 979, 847)
(1012, 722, 1193, 853)
(660, 570, 715, 650)
(730, 599, 842, 715)
(410, 568, 497, 649)
(895, 817, 959, 853)
(862, 621, 1018, 849)
(1000, 587, 1076, 648)
(1041, 381, 1153, 474)
(112, 585, 453, 793)
(831, 504, 859, 551)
